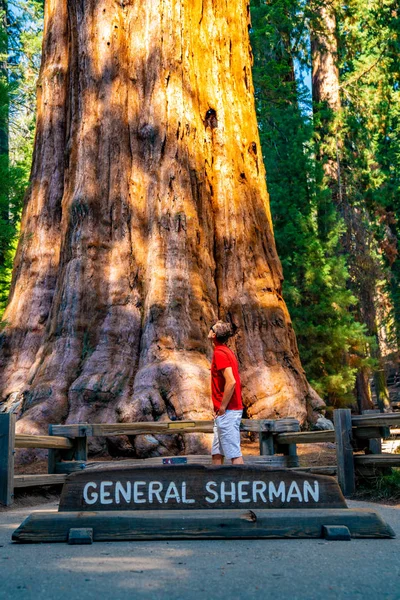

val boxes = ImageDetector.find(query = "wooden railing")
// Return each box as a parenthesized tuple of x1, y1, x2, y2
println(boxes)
(1, 409, 400, 505)
(0, 415, 300, 506)
(0, 414, 76, 506)
(275, 409, 400, 496)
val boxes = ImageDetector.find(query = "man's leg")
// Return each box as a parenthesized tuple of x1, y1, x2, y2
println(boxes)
(218, 410, 243, 465)
(211, 418, 224, 464)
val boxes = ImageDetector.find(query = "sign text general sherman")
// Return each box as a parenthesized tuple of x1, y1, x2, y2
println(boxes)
(59, 465, 347, 511)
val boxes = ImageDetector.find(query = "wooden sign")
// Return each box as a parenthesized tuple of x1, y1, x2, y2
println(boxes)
(59, 465, 347, 512)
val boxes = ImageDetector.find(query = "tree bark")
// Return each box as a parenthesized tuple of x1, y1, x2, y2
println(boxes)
(311, 3, 340, 111)
(359, 278, 390, 411)
(355, 370, 373, 413)
(0, 0, 323, 457)
(311, 1, 342, 197)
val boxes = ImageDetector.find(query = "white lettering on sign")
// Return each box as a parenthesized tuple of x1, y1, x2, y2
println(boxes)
(100, 481, 113, 504)
(205, 481, 218, 503)
(164, 482, 181, 503)
(83, 482, 98, 504)
(286, 481, 303, 502)
(115, 481, 131, 504)
(303, 480, 319, 503)
(148, 481, 163, 503)
(220, 481, 236, 503)
(238, 481, 251, 503)
(182, 482, 195, 504)
(269, 481, 285, 503)
(133, 482, 147, 504)
(81, 479, 321, 506)
(252, 481, 267, 503)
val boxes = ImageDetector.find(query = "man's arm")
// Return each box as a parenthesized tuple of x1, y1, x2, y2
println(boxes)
(216, 367, 236, 416)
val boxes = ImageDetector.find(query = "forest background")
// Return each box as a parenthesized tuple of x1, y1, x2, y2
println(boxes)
(0, 0, 399, 415)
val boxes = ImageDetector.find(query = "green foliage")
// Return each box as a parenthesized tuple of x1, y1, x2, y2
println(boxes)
(338, 0, 400, 351)
(250, 0, 374, 406)
(0, 0, 43, 317)
(354, 468, 400, 503)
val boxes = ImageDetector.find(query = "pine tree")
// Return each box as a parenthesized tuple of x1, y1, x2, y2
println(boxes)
(0, 0, 43, 317)
(337, 0, 400, 406)
(250, 0, 373, 408)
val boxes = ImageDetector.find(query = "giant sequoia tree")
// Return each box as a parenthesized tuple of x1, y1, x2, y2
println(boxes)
(0, 0, 323, 456)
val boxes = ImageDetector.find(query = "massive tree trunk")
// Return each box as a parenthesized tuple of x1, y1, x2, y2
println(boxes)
(0, 0, 323, 457)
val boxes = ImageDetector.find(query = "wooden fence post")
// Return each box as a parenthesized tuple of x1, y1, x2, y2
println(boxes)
(48, 424, 61, 474)
(0, 413, 16, 506)
(359, 410, 386, 454)
(259, 432, 274, 456)
(334, 409, 355, 496)
(73, 425, 89, 462)
(48, 424, 88, 474)
(276, 442, 298, 461)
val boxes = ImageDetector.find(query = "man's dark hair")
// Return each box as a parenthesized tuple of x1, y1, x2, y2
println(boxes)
(211, 320, 237, 343)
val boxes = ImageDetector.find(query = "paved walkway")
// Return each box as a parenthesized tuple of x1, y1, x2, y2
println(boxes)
(0, 500, 399, 600)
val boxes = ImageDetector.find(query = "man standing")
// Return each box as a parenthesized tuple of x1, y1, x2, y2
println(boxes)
(208, 321, 244, 465)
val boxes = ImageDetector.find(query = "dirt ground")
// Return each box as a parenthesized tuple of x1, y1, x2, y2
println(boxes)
(242, 438, 337, 467)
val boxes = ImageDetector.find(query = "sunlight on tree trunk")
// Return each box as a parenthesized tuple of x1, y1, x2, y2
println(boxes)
(0, 0, 323, 457)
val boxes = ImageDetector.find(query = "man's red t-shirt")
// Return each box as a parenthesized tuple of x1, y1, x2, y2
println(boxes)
(211, 342, 243, 412)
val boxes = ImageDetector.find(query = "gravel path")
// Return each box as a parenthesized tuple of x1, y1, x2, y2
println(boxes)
(0, 500, 399, 600)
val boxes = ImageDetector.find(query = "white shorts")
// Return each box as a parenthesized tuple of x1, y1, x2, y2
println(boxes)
(212, 409, 243, 460)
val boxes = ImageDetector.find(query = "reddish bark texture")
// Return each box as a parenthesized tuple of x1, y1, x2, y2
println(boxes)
(0, 0, 323, 457)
